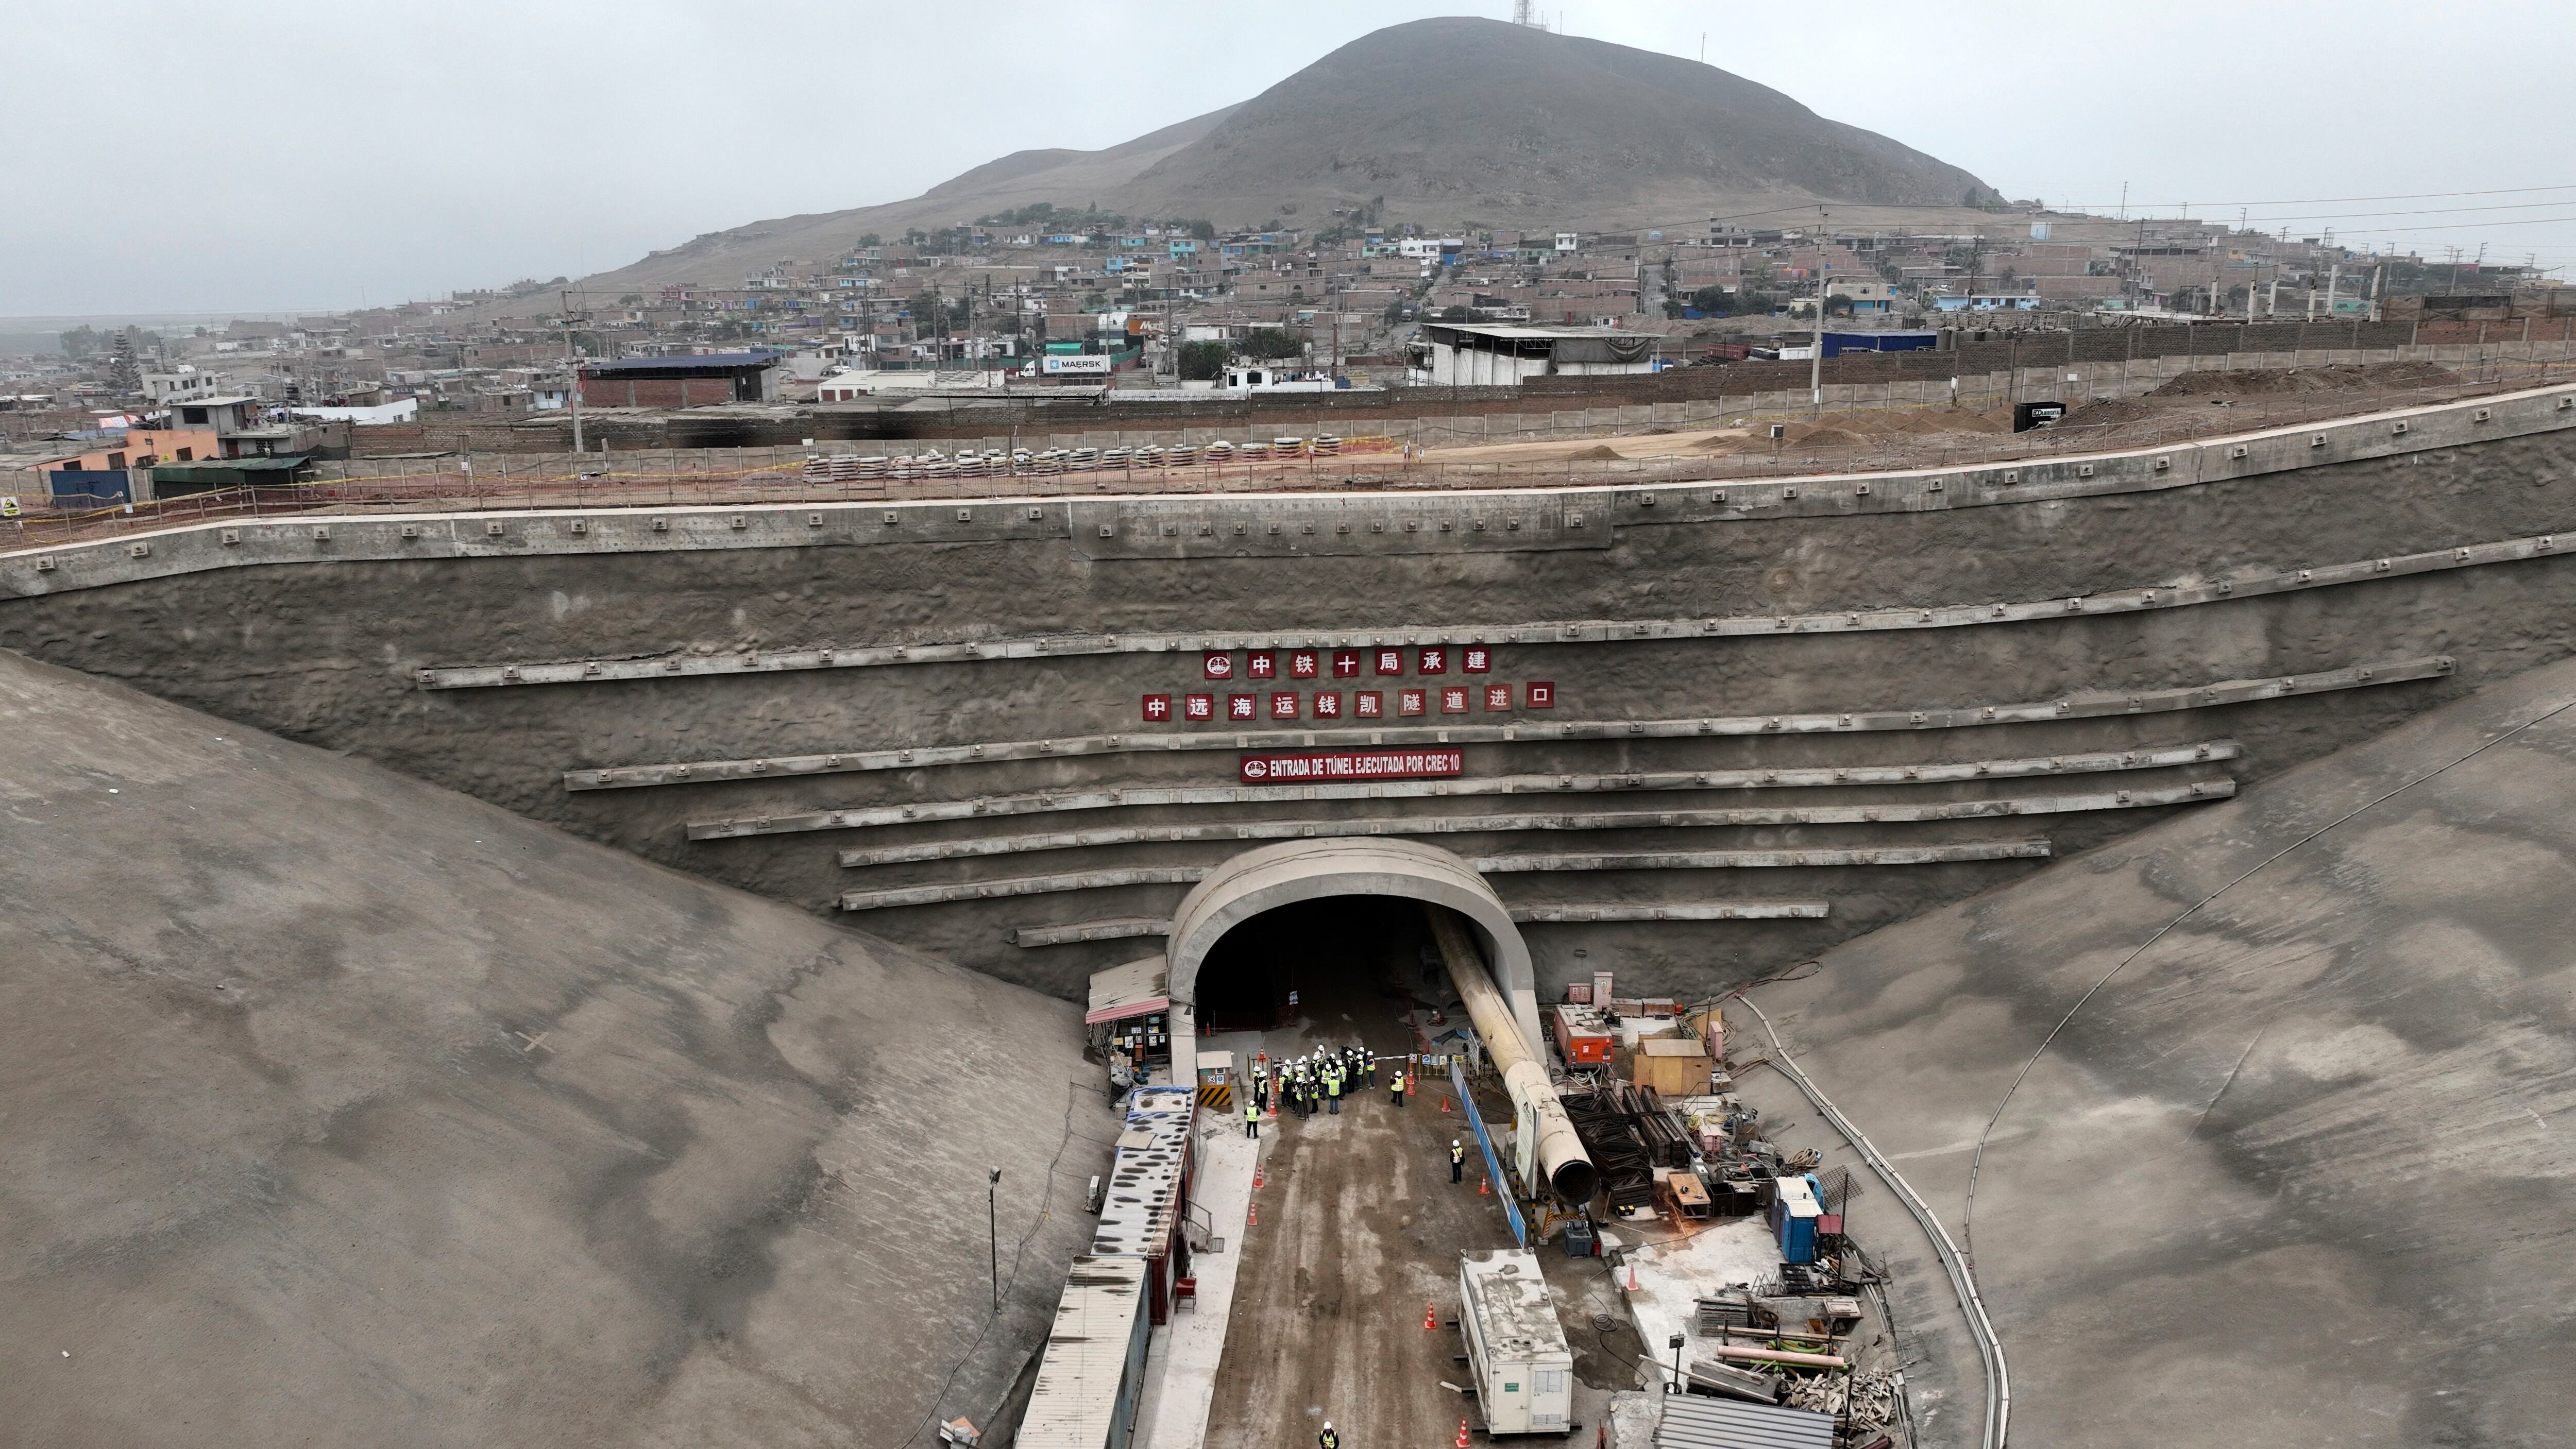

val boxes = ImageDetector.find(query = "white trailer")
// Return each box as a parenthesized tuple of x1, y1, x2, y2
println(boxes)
(1458, 1249, 1574, 1435)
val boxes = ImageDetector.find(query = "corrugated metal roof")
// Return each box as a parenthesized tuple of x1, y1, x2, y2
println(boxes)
(1090, 1088, 1193, 1259)
(1085, 957, 1169, 1025)
(1016, 1255, 1147, 1448)
(1653, 1394, 1837, 1449)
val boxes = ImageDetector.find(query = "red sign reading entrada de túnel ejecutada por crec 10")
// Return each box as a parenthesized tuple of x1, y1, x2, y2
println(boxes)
(1238, 748, 1466, 784)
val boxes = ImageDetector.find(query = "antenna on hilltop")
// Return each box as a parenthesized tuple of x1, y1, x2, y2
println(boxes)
(1512, 0, 1536, 26)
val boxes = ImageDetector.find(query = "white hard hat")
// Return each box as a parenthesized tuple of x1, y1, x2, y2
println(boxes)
(1323, 1422, 1333, 1430)
(1453, 1138, 1462, 1146)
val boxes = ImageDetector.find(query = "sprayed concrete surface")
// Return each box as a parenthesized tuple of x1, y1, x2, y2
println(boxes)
(13, 421, 2576, 1003)
(1732, 654, 2576, 1447)
(0, 646, 1110, 1447)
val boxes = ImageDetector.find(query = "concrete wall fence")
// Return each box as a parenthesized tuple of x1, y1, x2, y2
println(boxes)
(8, 382, 2576, 1004)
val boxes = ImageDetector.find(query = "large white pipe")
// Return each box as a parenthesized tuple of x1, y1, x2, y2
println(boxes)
(1425, 906, 1598, 1203)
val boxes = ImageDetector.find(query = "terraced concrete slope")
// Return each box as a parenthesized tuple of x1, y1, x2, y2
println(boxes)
(1736, 657, 2576, 1446)
(0, 647, 1105, 1447)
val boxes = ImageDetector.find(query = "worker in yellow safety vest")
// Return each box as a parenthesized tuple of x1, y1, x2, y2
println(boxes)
(1326, 1062, 1343, 1115)
(1389, 1068, 1407, 1107)
(1244, 1097, 1261, 1139)
(1451, 1139, 1466, 1184)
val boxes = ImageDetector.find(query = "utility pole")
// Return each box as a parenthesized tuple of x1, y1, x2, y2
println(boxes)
(1811, 207, 1827, 415)
(561, 289, 585, 455)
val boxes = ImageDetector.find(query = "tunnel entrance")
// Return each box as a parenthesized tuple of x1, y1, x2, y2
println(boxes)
(1194, 895, 1457, 1034)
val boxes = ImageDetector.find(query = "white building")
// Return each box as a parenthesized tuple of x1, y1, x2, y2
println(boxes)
(1416, 323, 1658, 387)
(143, 368, 227, 405)
(1554, 232, 1580, 252)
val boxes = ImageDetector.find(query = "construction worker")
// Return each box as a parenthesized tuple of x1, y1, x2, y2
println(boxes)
(1390, 1067, 1406, 1107)
(1318, 1421, 1339, 1449)
(1326, 1061, 1343, 1115)
(1363, 1050, 1378, 1088)
(1245, 1096, 1260, 1139)
(1451, 1138, 1466, 1184)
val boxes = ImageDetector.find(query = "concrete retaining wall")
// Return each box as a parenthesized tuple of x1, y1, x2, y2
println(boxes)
(8, 384, 2576, 1004)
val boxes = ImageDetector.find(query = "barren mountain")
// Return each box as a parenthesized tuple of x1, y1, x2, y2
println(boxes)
(539, 18, 1998, 301)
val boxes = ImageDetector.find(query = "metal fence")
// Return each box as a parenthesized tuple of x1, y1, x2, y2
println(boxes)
(4, 348, 2567, 554)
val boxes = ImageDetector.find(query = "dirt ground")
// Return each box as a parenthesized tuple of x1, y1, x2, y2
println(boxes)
(1198, 925, 1529, 1448)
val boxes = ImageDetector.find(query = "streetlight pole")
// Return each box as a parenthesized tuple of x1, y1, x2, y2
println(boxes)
(989, 1168, 1004, 1312)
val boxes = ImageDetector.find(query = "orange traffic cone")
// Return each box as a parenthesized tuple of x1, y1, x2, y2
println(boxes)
(1457, 1416, 1472, 1447)
(1479, 1177, 1490, 1197)
(1248, 1201, 1257, 1226)
(1424, 1301, 1439, 1332)
(1253, 1167, 1264, 1190)
(1625, 1259, 1639, 1292)
(1440, 1096, 1452, 1114)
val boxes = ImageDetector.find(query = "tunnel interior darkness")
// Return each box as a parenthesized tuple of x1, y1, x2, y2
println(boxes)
(1194, 895, 1466, 1033)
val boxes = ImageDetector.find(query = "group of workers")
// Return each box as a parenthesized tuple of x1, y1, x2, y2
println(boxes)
(1241, 1044, 1417, 1137)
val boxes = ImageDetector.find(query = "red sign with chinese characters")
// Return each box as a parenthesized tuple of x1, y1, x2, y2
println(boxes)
(1418, 646, 1449, 674)
(1247, 651, 1277, 679)
(1398, 688, 1427, 716)
(1313, 691, 1342, 719)
(1374, 647, 1404, 676)
(1290, 649, 1319, 679)
(1142, 694, 1173, 722)
(1229, 693, 1257, 720)
(1239, 748, 1465, 784)
(1204, 652, 1234, 679)
(1439, 686, 1469, 714)
(1483, 685, 1513, 711)
(1332, 650, 1361, 678)
(1269, 690, 1299, 720)
(1527, 681, 1555, 709)
(1184, 693, 1214, 721)
(1354, 691, 1383, 718)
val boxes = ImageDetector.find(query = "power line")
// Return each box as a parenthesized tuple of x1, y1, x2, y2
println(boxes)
(2234, 198, 2576, 224)
(2306, 214, 2576, 234)
(2050, 182, 2576, 209)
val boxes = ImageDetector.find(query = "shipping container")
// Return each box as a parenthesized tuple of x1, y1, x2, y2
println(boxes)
(1458, 1249, 1575, 1435)
(1016, 1256, 1151, 1449)
(1091, 1087, 1195, 1323)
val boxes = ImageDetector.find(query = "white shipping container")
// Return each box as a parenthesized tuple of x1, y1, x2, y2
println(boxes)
(1458, 1249, 1574, 1435)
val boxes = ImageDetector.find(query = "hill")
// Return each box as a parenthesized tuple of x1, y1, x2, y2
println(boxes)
(0, 647, 1103, 1446)
(1731, 656, 2576, 1445)
(538, 17, 1997, 303)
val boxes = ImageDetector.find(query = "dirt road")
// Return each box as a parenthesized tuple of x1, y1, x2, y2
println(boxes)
(1199, 958, 1520, 1449)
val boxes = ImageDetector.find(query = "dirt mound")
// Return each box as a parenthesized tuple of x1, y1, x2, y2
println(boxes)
(1569, 444, 1623, 460)
(1791, 428, 1863, 449)
(2057, 397, 2161, 429)
(2150, 360, 2459, 399)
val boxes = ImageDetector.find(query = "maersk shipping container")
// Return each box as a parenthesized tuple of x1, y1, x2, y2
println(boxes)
(1458, 1249, 1574, 1435)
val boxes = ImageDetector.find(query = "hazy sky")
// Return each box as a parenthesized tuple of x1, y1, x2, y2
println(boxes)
(7, 0, 2572, 317)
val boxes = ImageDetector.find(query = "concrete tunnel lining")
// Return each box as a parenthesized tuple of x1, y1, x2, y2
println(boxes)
(1161, 838, 1547, 1075)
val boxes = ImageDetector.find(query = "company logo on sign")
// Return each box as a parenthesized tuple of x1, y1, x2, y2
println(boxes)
(1239, 748, 1465, 784)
